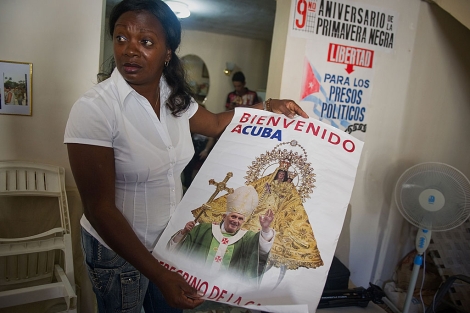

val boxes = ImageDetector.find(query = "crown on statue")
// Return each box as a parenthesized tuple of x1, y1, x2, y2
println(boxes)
(245, 140, 316, 203)
(279, 159, 291, 171)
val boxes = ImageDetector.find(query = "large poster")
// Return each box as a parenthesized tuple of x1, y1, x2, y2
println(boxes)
(153, 108, 364, 312)
(289, 0, 398, 141)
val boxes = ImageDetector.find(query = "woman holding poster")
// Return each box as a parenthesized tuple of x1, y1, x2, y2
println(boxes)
(64, 0, 308, 312)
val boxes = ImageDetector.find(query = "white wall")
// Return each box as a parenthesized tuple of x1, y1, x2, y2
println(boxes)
(0, 0, 105, 187)
(271, 0, 470, 288)
(267, 0, 290, 98)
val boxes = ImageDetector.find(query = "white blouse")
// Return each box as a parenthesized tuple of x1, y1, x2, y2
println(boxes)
(64, 69, 197, 250)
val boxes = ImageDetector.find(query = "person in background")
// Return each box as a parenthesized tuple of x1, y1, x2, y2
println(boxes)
(64, 0, 308, 312)
(182, 133, 215, 189)
(225, 71, 259, 111)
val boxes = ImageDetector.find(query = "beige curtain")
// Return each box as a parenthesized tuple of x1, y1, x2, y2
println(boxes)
(426, 0, 470, 29)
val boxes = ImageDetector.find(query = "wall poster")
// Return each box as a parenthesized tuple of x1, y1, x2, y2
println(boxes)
(289, 0, 398, 141)
(153, 108, 363, 312)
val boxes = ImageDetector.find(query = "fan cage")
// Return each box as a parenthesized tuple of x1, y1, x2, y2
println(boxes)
(394, 162, 470, 231)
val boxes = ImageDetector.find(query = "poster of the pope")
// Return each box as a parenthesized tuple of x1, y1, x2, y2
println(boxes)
(153, 108, 364, 313)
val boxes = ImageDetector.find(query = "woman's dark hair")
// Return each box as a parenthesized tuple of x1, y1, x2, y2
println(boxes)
(108, 0, 193, 116)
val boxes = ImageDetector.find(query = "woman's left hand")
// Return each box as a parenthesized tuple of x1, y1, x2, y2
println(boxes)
(189, 98, 309, 138)
(270, 99, 309, 119)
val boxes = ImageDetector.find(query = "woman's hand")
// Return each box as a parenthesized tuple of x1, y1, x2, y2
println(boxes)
(269, 99, 309, 119)
(157, 269, 204, 309)
(189, 99, 308, 138)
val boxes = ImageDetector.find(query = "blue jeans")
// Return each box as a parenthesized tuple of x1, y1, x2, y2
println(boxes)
(81, 228, 182, 313)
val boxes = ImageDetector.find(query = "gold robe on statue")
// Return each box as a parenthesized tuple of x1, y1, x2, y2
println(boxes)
(191, 168, 323, 271)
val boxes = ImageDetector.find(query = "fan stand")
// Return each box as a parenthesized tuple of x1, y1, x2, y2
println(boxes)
(403, 188, 444, 313)
(402, 228, 432, 313)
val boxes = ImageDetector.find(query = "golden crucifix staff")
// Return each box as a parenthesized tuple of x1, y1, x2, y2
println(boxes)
(194, 172, 234, 223)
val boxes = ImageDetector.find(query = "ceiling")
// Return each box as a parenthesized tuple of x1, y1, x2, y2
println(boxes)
(106, 0, 277, 42)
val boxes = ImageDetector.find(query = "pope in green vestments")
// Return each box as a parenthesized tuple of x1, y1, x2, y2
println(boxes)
(168, 185, 275, 283)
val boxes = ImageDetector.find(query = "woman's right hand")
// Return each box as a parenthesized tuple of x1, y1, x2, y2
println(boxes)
(157, 269, 204, 309)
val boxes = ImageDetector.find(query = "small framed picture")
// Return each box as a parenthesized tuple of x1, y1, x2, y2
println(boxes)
(1, 60, 33, 116)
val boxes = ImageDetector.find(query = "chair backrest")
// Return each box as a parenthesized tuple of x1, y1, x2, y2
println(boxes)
(0, 161, 75, 300)
(0, 161, 71, 234)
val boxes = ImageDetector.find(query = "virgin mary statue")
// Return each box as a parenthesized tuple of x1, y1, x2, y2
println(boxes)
(191, 140, 323, 279)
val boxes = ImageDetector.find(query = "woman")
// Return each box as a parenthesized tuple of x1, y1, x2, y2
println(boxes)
(64, 0, 308, 312)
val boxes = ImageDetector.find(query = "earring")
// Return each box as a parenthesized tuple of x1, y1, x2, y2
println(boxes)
(164, 61, 169, 67)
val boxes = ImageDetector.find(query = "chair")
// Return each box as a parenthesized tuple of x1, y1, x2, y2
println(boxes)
(0, 161, 77, 312)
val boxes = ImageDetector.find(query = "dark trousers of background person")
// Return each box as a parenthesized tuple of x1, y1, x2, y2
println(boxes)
(182, 135, 208, 189)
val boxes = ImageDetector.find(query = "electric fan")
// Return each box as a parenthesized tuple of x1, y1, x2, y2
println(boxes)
(394, 162, 470, 313)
